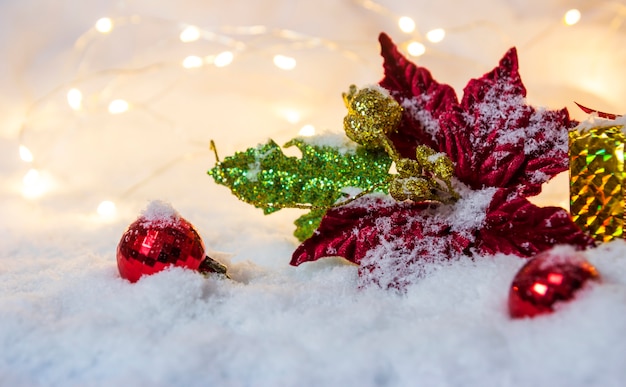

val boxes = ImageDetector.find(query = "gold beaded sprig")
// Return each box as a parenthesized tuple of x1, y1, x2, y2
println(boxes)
(209, 85, 461, 242)
(343, 85, 459, 204)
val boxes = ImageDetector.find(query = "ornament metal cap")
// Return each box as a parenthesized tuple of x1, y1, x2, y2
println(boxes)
(199, 255, 230, 278)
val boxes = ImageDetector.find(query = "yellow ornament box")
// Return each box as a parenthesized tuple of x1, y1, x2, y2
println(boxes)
(569, 116, 626, 242)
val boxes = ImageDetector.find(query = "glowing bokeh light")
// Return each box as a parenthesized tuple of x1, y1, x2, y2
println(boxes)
(108, 99, 129, 114)
(282, 109, 301, 124)
(97, 200, 117, 218)
(22, 169, 51, 199)
(407, 41, 426, 57)
(182, 56, 203, 68)
(273, 54, 296, 70)
(95, 17, 113, 34)
(564, 9, 581, 26)
(426, 28, 446, 43)
(214, 51, 234, 67)
(67, 88, 83, 110)
(19, 145, 34, 163)
(298, 124, 316, 136)
(398, 16, 416, 33)
(179, 25, 201, 42)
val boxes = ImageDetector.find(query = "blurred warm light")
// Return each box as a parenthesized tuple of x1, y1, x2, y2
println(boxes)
(23, 169, 40, 186)
(398, 16, 416, 33)
(19, 145, 34, 163)
(95, 17, 113, 34)
(407, 41, 426, 57)
(298, 124, 316, 136)
(179, 25, 201, 42)
(282, 109, 301, 124)
(182, 55, 203, 69)
(273, 54, 296, 70)
(67, 88, 83, 110)
(108, 99, 129, 114)
(213, 51, 234, 67)
(97, 200, 117, 218)
(22, 169, 51, 199)
(564, 9, 581, 26)
(426, 28, 446, 43)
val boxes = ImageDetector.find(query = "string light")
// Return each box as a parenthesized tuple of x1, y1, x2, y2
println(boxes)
(67, 88, 83, 110)
(19, 145, 34, 162)
(182, 55, 203, 69)
(108, 99, 130, 114)
(298, 124, 316, 137)
(179, 25, 201, 42)
(407, 41, 426, 57)
(564, 9, 582, 26)
(426, 28, 446, 43)
(213, 51, 234, 67)
(97, 200, 117, 218)
(273, 54, 297, 70)
(95, 17, 113, 34)
(398, 16, 416, 33)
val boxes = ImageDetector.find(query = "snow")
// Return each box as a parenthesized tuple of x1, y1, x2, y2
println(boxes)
(297, 132, 359, 155)
(534, 244, 587, 269)
(401, 95, 442, 141)
(139, 200, 180, 225)
(357, 186, 496, 289)
(2, 0, 626, 385)
(575, 114, 626, 133)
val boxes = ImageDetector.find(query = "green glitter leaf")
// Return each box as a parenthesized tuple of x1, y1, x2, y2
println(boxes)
(209, 137, 392, 241)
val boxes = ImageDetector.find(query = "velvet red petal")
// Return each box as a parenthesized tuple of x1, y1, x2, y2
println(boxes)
(575, 102, 620, 120)
(454, 48, 575, 195)
(475, 190, 595, 257)
(292, 197, 430, 266)
(378, 33, 458, 157)
(290, 196, 472, 268)
(378, 35, 576, 196)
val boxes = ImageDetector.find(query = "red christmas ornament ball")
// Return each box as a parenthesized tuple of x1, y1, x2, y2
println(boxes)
(508, 246, 600, 318)
(117, 201, 207, 283)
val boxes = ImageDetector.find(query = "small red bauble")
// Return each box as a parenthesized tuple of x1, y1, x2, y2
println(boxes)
(508, 246, 600, 318)
(117, 201, 226, 283)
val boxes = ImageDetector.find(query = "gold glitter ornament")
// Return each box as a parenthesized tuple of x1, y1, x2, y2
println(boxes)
(342, 85, 403, 151)
(389, 148, 459, 204)
(569, 123, 626, 242)
(341, 85, 458, 204)
(415, 145, 454, 181)
(390, 175, 433, 202)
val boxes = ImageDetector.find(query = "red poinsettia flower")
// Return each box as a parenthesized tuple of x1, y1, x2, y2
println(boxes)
(291, 33, 594, 290)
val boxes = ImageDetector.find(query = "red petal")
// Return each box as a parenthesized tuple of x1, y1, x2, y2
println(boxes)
(291, 197, 431, 266)
(476, 190, 595, 257)
(378, 39, 574, 195)
(451, 48, 575, 195)
(575, 102, 620, 119)
(291, 195, 474, 291)
(378, 33, 459, 158)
